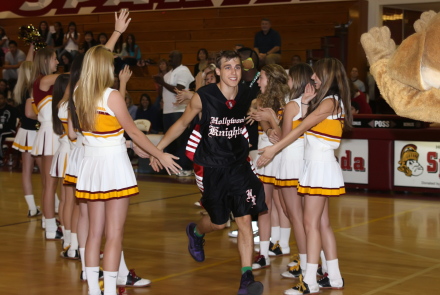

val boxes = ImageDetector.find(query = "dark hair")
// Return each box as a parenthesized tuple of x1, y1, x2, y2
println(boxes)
(291, 55, 301, 61)
(127, 34, 136, 53)
(98, 33, 108, 45)
(67, 22, 78, 39)
(158, 59, 170, 74)
(348, 79, 359, 99)
(261, 18, 271, 23)
(289, 63, 314, 101)
(54, 22, 64, 36)
(39, 21, 49, 41)
(237, 47, 259, 69)
(215, 50, 241, 69)
(61, 51, 73, 71)
(9, 40, 17, 47)
(68, 54, 85, 132)
(197, 48, 208, 61)
(0, 91, 5, 98)
(351, 101, 360, 112)
(52, 74, 70, 136)
(140, 93, 151, 110)
(0, 27, 5, 38)
(82, 31, 97, 52)
(114, 33, 124, 53)
(0, 79, 7, 85)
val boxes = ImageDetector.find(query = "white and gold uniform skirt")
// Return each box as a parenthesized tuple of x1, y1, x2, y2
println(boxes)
(75, 144, 139, 201)
(256, 134, 282, 185)
(12, 128, 37, 152)
(276, 140, 304, 187)
(64, 133, 84, 185)
(31, 122, 60, 156)
(298, 149, 345, 197)
(50, 136, 70, 178)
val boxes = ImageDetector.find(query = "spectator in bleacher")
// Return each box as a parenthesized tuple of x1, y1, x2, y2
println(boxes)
(113, 75, 119, 90)
(351, 101, 360, 116)
(291, 55, 301, 67)
(0, 80, 9, 98)
(51, 22, 64, 53)
(79, 31, 97, 54)
(154, 59, 170, 99)
(207, 51, 216, 65)
(124, 92, 138, 120)
(113, 34, 126, 74)
(135, 93, 159, 134)
(98, 33, 108, 45)
(349, 80, 372, 114)
(254, 18, 281, 65)
(38, 21, 52, 46)
(0, 91, 18, 164)
(366, 66, 377, 113)
(61, 52, 73, 72)
(350, 67, 366, 93)
(60, 22, 80, 60)
(153, 50, 194, 176)
(2, 41, 25, 81)
(195, 63, 216, 91)
(122, 34, 141, 66)
(0, 27, 9, 55)
(194, 48, 208, 77)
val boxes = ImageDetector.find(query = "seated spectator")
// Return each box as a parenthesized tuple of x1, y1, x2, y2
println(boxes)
(194, 48, 208, 77)
(113, 34, 126, 74)
(112, 75, 119, 90)
(39, 21, 52, 46)
(61, 52, 73, 72)
(0, 26, 9, 55)
(79, 31, 97, 55)
(135, 93, 159, 134)
(125, 92, 138, 120)
(2, 41, 25, 81)
(0, 80, 10, 98)
(350, 67, 366, 92)
(254, 18, 281, 65)
(0, 91, 18, 164)
(351, 101, 360, 116)
(51, 22, 64, 53)
(98, 33, 108, 45)
(60, 22, 80, 60)
(122, 34, 141, 66)
(155, 59, 170, 98)
(291, 55, 301, 67)
(204, 70, 218, 85)
(350, 80, 372, 114)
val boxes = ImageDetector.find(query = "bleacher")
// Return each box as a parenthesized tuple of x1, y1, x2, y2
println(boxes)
(0, 1, 355, 104)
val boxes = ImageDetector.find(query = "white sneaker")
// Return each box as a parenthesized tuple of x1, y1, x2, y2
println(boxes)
(117, 270, 151, 287)
(253, 235, 260, 245)
(284, 280, 319, 294)
(228, 230, 238, 238)
(45, 228, 63, 240)
(287, 254, 300, 267)
(28, 206, 42, 218)
(194, 201, 201, 207)
(252, 255, 270, 270)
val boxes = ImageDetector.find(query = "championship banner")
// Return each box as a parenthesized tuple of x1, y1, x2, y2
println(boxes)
(335, 139, 368, 185)
(394, 140, 440, 189)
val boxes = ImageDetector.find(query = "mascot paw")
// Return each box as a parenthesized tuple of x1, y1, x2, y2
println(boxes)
(361, 26, 396, 66)
(414, 10, 437, 33)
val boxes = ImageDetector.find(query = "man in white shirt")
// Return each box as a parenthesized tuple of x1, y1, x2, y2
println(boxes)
(350, 67, 366, 93)
(154, 50, 194, 176)
(2, 41, 25, 81)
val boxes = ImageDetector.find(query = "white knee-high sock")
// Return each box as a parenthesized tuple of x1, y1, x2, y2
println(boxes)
(86, 266, 101, 295)
(320, 250, 328, 273)
(271, 226, 280, 242)
(279, 227, 291, 249)
(80, 248, 86, 279)
(303, 263, 318, 286)
(299, 253, 307, 270)
(118, 251, 130, 278)
(70, 233, 79, 250)
(260, 241, 270, 259)
(103, 271, 118, 295)
(24, 195, 37, 211)
(63, 230, 71, 248)
(45, 218, 57, 233)
(327, 259, 342, 280)
(54, 192, 59, 209)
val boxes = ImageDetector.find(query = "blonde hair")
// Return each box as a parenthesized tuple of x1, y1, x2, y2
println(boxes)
(75, 45, 114, 131)
(30, 48, 56, 96)
(13, 61, 33, 105)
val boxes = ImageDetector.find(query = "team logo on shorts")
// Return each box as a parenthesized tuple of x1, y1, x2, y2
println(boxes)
(246, 189, 256, 207)
(397, 144, 424, 177)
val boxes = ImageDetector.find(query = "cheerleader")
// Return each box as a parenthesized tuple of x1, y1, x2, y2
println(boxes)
(250, 64, 291, 270)
(258, 58, 350, 294)
(27, 47, 63, 240)
(278, 63, 313, 279)
(12, 61, 42, 217)
(49, 74, 72, 251)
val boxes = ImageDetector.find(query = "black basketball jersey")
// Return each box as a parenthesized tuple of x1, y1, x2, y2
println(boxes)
(186, 83, 252, 168)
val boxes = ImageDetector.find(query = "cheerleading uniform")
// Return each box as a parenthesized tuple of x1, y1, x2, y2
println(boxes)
(13, 90, 38, 152)
(185, 83, 267, 225)
(75, 88, 139, 201)
(50, 102, 71, 178)
(297, 95, 345, 197)
(31, 76, 60, 156)
(63, 132, 84, 185)
(275, 96, 304, 187)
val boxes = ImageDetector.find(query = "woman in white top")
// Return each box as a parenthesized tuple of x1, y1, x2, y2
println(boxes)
(60, 22, 80, 60)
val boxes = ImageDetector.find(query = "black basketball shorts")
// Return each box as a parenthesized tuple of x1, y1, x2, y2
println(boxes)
(198, 161, 267, 225)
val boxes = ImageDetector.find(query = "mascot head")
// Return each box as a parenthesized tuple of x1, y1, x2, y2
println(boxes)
(398, 144, 424, 177)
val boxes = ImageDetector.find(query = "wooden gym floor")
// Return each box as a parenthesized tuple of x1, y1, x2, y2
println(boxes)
(1, 170, 440, 295)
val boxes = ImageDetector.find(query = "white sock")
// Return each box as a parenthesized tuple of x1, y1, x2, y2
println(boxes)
(86, 266, 101, 295)
(260, 241, 270, 259)
(103, 271, 118, 295)
(70, 233, 79, 250)
(118, 251, 129, 278)
(279, 227, 291, 249)
(55, 192, 59, 209)
(24, 195, 37, 211)
(61, 225, 65, 235)
(299, 253, 307, 270)
(320, 250, 328, 273)
(80, 248, 86, 278)
(45, 218, 57, 233)
(271, 226, 280, 242)
(63, 230, 71, 248)
(251, 221, 259, 231)
(303, 263, 318, 286)
(327, 259, 342, 280)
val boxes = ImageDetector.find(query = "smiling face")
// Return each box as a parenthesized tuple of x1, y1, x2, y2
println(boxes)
(311, 72, 321, 89)
(198, 50, 207, 61)
(159, 61, 167, 72)
(85, 34, 92, 43)
(257, 70, 268, 93)
(205, 73, 216, 85)
(215, 57, 241, 87)
(140, 96, 150, 109)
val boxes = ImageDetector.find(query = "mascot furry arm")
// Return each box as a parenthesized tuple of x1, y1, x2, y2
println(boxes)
(361, 11, 440, 123)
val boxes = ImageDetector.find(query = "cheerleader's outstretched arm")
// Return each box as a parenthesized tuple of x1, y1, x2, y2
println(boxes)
(105, 10, 131, 52)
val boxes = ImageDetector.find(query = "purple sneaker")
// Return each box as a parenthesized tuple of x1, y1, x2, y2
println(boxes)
(186, 222, 205, 262)
(237, 270, 263, 295)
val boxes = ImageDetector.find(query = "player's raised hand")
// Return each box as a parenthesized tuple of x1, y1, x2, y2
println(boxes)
(115, 9, 131, 34)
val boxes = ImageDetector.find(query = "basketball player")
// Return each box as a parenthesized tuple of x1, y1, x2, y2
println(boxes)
(150, 50, 267, 295)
